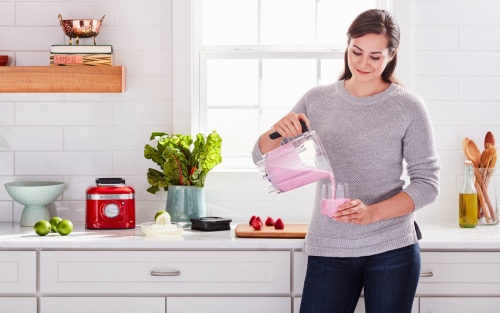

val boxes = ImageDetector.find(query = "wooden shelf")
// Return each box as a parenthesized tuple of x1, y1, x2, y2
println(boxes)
(0, 66, 125, 93)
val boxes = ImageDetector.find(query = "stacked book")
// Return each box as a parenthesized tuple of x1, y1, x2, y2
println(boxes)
(50, 45, 113, 66)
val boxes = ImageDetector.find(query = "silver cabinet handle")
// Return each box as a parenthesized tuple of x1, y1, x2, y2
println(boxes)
(420, 272, 434, 277)
(150, 270, 181, 276)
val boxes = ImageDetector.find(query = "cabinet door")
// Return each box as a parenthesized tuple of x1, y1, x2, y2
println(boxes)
(0, 297, 37, 313)
(420, 297, 500, 313)
(167, 297, 291, 313)
(0, 251, 36, 294)
(40, 297, 165, 313)
(294, 297, 418, 313)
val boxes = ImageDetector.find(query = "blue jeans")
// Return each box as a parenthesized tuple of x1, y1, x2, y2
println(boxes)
(299, 243, 420, 313)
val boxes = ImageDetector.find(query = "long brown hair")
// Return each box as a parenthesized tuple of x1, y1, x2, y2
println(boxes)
(338, 9, 400, 84)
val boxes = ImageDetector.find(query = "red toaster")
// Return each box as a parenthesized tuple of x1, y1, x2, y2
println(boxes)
(86, 178, 135, 229)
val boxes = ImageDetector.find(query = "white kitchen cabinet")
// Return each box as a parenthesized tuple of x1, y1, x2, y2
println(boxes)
(40, 297, 165, 313)
(420, 297, 500, 313)
(293, 297, 418, 313)
(0, 251, 36, 294)
(418, 252, 500, 295)
(40, 250, 290, 295)
(167, 297, 291, 313)
(0, 297, 37, 313)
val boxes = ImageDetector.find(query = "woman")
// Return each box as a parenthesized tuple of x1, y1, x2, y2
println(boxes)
(252, 9, 440, 313)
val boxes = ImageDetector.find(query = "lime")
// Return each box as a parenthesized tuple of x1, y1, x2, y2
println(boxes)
(57, 219, 73, 236)
(49, 217, 63, 233)
(154, 210, 171, 223)
(34, 220, 51, 236)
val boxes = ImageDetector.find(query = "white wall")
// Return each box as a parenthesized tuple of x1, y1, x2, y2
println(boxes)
(0, 0, 498, 227)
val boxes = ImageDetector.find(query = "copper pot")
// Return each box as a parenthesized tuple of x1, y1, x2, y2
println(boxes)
(58, 14, 105, 45)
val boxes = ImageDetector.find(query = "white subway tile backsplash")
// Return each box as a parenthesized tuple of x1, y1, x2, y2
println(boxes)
(433, 126, 458, 150)
(0, 0, 498, 225)
(412, 26, 459, 51)
(460, 26, 500, 50)
(0, 102, 14, 125)
(15, 151, 113, 175)
(113, 100, 169, 124)
(0, 153, 14, 175)
(115, 77, 165, 101)
(0, 2, 15, 26)
(427, 101, 500, 126)
(17, 2, 95, 25)
(0, 26, 61, 51)
(115, 0, 171, 26)
(0, 201, 13, 223)
(0, 127, 63, 150)
(16, 102, 65, 125)
(116, 51, 172, 76)
(412, 76, 458, 100)
(412, 0, 500, 26)
(412, 51, 460, 76)
(459, 76, 500, 101)
(114, 149, 161, 175)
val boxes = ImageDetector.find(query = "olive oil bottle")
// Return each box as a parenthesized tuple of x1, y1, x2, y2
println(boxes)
(459, 160, 478, 228)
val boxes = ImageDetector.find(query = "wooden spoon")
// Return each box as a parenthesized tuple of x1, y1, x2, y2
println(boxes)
(485, 131, 495, 149)
(466, 139, 481, 168)
(466, 139, 496, 222)
(462, 137, 471, 160)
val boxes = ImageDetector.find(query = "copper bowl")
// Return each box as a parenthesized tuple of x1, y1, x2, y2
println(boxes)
(58, 14, 105, 45)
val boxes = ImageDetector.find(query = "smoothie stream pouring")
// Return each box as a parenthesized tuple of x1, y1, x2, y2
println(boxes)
(256, 121, 349, 216)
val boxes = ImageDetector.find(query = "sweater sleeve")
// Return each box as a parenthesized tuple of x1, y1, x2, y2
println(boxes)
(401, 93, 440, 210)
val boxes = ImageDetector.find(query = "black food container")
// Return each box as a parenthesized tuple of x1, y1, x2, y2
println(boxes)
(190, 217, 232, 231)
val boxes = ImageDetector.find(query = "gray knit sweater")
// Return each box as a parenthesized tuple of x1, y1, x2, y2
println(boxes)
(252, 81, 440, 257)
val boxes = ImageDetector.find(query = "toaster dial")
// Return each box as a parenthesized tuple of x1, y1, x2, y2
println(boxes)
(103, 203, 120, 218)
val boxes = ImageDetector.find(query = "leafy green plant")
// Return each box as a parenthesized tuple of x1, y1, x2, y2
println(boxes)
(144, 131, 222, 194)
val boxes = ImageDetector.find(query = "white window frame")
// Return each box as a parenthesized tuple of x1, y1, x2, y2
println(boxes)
(172, 0, 410, 169)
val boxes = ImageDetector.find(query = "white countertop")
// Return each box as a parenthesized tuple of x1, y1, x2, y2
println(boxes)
(1, 222, 500, 251)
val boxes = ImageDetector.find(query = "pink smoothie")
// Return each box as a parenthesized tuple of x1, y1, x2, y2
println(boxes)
(265, 142, 334, 192)
(270, 167, 334, 192)
(321, 198, 349, 217)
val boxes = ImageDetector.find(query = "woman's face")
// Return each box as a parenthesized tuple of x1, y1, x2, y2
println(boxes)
(347, 33, 394, 84)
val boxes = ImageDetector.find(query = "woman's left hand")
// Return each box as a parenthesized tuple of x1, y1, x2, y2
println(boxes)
(332, 199, 375, 225)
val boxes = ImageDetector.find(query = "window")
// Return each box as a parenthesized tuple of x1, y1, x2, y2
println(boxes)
(173, 0, 396, 170)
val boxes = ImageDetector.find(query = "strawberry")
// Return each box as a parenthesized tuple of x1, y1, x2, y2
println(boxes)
(265, 216, 275, 226)
(255, 216, 262, 223)
(249, 215, 256, 225)
(252, 219, 263, 230)
(274, 218, 285, 229)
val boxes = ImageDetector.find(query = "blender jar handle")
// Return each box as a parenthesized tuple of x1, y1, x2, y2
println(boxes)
(269, 120, 308, 139)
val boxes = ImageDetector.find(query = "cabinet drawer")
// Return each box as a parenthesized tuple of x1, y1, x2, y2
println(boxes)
(0, 251, 36, 294)
(418, 252, 500, 295)
(0, 297, 37, 313)
(40, 297, 165, 313)
(40, 251, 290, 294)
(420, 297, 500, 313)
(167, 297, 291, 313)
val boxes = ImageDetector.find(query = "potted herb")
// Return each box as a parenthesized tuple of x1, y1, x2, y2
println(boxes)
(144, 131, 222, 223)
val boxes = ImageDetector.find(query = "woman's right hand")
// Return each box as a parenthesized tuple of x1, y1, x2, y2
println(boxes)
(258, 113, 310, 154)
(271, 113, 310, 139)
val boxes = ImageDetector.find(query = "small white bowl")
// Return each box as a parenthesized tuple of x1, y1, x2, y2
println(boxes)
(141, 222, 184, 238)
(4, 181, 65, 226)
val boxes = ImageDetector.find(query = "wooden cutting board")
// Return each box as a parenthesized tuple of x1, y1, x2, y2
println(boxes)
(235, 223, 308, 238)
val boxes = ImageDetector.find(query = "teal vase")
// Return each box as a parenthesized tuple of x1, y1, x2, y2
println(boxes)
(166, 186, 206, 226)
